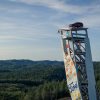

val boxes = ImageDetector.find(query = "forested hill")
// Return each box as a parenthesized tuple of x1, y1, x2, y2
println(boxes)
(0, 60, 63, 70)
(0, 60, 100, 100)
(0, 60, 99, 84)
(0, 60, 65, 81)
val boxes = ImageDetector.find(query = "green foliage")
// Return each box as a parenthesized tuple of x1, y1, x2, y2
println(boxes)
(23, 81, 70, 100)
(0, 60, 99, 100)
(0, 81, 70, 100)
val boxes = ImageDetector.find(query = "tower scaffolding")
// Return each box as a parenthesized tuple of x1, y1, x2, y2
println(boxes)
(58, 24, 99, 100)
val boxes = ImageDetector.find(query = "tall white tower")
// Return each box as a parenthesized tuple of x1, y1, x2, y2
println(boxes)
(58, 24, 98, 100)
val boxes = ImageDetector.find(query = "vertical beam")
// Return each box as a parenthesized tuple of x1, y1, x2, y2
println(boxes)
(61, 30, 82, 100)
(85, 37, 97, 100)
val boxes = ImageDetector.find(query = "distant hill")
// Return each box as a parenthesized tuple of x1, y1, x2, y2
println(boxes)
(0, 60, 99, 81)
(0, 60, 63, 70)
(0, 60, 65, 81)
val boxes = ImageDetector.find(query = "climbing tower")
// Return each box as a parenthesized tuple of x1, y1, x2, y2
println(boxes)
(58, 23, 98, 100)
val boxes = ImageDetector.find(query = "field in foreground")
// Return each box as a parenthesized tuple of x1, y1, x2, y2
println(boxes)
(0, 60, 100, 100)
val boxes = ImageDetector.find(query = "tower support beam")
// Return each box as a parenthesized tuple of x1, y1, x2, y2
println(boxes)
(59, 26, 98, 100)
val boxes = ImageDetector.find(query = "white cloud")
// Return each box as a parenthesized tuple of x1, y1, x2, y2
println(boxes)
(0, 35, 30, 40)
(0, 35, 17, 40)
(9, 0, 100, 14)
(0, 22, 16, 30)
(77, 14, 100, 28)
(5, 0, 100, 28)
(9, 0, 100, 28)
(10, 0, 85, 14)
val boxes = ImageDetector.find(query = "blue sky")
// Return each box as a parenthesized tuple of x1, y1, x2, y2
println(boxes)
(0, 0, 100, 61)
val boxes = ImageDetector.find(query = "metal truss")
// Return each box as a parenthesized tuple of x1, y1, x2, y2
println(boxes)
(59, 28, 98, 100)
